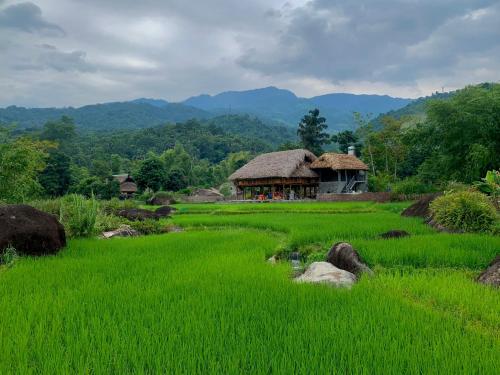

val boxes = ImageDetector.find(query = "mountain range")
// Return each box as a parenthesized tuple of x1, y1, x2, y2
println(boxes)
(0, 86, 412, 132)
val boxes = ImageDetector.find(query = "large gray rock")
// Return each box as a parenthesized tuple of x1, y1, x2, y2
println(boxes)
(295, 262, 356, 288)
(117, 208, 159, 221)
(477, 255, 500, 287)
(0, 204, 66, 256)
(326, 242, 373, 276)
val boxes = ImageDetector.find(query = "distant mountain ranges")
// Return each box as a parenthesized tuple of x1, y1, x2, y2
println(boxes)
(0, 86, 415, 132)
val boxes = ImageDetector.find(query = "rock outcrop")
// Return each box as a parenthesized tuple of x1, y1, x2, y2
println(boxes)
(477, 255, 500, 287)
(295, 262, 356, 288)
(0, 204, 66, 256)
(326, 242, 373, 276)
(117, 208, 159, 221)
(155, 205, 176, 218)
(401, 193, 441, 218)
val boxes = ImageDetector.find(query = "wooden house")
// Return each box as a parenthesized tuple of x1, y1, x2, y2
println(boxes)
(229, 147, 368, 200)
(112, 174, 138, 198)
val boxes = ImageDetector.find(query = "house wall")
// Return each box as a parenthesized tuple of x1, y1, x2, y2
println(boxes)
(319, 181, 346, 194)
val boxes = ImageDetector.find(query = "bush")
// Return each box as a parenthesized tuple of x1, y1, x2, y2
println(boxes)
(59, 194, 99, 238)
(95, 213, 125, 233)
(0, 245, 18, 267)
(392, 177, 436, 195)
(368, 173, 393, 192)
(430, 191, 497, 233)
(100, 198, 138, 214)
(129, 219, 165, 235)
(29, 198, 62, 215)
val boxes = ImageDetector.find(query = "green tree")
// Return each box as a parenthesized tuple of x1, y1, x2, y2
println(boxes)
(164, 168, 188, 191)
(40, 116, 76, 154)
(297, 109, 329, 155)
(71, 176, 120, 199)
(0, 135, 52, 202)
(39, 150, 72, 197)
(331, 130, 361, 154)
(135, 156, 165, 192)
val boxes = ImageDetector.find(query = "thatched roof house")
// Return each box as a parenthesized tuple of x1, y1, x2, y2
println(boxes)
(112, 174, 137, 197)
(229, 147, 369, 199)
(229, 149, 320, 199)
(310, 153, 369, 170)
(229, 149, 318, 180)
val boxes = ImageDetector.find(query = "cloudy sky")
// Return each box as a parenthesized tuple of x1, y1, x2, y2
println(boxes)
(0, 0, 499, 107)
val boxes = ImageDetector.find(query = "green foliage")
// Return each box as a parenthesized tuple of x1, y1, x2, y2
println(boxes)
(59, 194, 99, 238)
(72, 176, 120, 199)
(331, 130, 361, 154)
(135, 156, 165, 192)
(164, 168, 188, 191)
(473, 170, 500, 199)
(297, 108, 330, 155)
(0, 135, 52, 202)
(218, 182, 232, 197)
(29, 198, 62, 215)
(0, 245, 18, 268)
(430, 191, 497, 233)
(368, 173, 393, 192)
(129, 219, 165, 235)
(100, 198, 138, 215)
(95, 213, 125, 233)
(391, 177, 436, 195)
(39, 150, 72, 197)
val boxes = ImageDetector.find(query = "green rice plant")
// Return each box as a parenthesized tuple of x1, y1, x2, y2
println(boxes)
(59, 194, 99, 238)
(430, 191, 497, 233)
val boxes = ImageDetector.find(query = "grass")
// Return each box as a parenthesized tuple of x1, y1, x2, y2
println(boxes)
(0, 201, 499, 373)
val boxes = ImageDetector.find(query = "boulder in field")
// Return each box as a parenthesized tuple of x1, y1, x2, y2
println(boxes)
(155, 205, 176, 218)
(326, 242, 373, 276)
(0, 204, 66, 256)
(295, 262, 356, 288)
(147, 195, 172, 206)
(102, 225, 139, 239)
(380, 230, 410, 239)
(401, 193, 441, 218)
(477, 255, 500, 287)
(117, 208, 159, 221)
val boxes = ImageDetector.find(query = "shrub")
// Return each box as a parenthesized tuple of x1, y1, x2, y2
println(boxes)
(219, 182, 232, 197)
(0, 245, 18, 267)
(392, 177, 436, 195)
(100, 198, 138, 214)
(129, 219, 165, 235)
(95, 213, 125, 233)
(430, 191, 497, 233)
(29, 198, 62, 215)
(368, 173, 393, 192)
(59, 194, 99, 238)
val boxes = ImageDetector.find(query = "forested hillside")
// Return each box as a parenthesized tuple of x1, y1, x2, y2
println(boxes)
(0, 102, 211, 130)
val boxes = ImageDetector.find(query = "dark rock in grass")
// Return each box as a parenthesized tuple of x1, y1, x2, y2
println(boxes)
(380, 230, 410, 239)
(477, 255, 500, 287)
(118, 208, 159, 221)
(155, 205, 176, 218)
(147, 196, 172, 206)
(0, 204, 66, 256)
(326, 242, 373, 277)
(401, 193, 441, 218)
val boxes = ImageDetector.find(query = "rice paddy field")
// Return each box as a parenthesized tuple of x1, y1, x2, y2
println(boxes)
(1, 201, 499, 373)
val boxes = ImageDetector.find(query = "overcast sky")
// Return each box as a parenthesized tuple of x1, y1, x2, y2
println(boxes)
(1, 0, 499, 107)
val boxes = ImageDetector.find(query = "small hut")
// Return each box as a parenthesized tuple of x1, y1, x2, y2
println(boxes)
(112, 174, 138, 198)
(229, 149, 319, 200)
(310, 147, 369, 193)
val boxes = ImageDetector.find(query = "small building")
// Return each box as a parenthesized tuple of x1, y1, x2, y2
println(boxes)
(311, 146, 369, 194)
(112, 174, 138, 198)
(229, 149, 319, 200)
(229, 147, 369, 200)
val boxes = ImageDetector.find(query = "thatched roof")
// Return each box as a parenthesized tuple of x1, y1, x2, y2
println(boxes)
(113, 174, 135, 184)
(229, 149, 318, 180)
(310, 153, 369, 170)
(120, 181, 137, 193)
